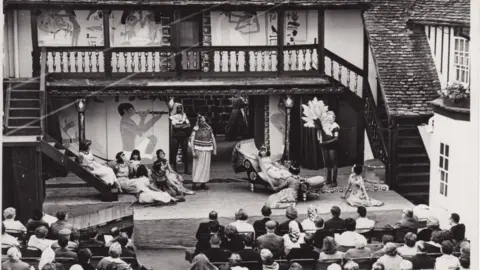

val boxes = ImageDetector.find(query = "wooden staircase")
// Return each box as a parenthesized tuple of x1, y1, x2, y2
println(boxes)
(3, 80, 42, 136)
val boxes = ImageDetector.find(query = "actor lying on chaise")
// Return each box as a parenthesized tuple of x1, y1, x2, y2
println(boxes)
(257, 146, 292, 181)
(78, 140, 123, 192)
(152, 149, 195, 196)
(135, 164, 183, 205)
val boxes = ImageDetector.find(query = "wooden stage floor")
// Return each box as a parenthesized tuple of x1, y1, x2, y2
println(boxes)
(132, 182, 412, 249)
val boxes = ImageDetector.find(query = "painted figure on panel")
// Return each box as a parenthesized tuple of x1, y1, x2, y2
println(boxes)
(169, 99, 192, 174)
(191, 114, 217, 190)
(37, 10, 81, 46)
(111, 10, 162, 46)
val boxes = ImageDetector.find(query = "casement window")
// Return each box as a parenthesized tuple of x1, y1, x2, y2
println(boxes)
(439, 143, 450, 197)
(453, 35, 470, 85)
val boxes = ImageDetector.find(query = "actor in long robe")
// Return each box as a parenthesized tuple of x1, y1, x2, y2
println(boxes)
(225, 95, 248, 141)
(191, 115, 217, 190)
(170, 102, 192, 174)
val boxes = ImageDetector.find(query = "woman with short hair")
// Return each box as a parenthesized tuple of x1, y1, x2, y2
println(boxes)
(96, 243, 132, 270)
(319, 237, 344, 261)
(375, 243, 403, 270)
(114, 151, 138, 193)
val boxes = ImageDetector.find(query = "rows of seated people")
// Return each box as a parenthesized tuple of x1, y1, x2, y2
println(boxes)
(188, 205, 470, 270)
(1, 207, 147, 270)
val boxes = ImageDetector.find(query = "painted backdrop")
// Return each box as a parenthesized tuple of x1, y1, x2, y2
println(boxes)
(56, 97, 170, 164)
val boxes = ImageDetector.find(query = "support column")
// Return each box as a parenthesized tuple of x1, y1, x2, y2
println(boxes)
(30, 10, 40, 78)
(75, 99, 87, 145)
(103, 9, 112, 78)
(317, 9, 325, 75)
(277, 9, 285, 75)
(264, 96, 270, 151)
(284, 95, 294, 161)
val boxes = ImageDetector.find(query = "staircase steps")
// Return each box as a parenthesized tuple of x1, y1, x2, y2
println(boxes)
(4, 81, 42, 136)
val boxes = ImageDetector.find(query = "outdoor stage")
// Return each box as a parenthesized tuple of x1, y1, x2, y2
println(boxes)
(132, 181, 413, 249)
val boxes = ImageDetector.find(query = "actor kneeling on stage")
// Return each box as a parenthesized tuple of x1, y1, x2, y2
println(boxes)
(191, 114, 217, 190)
(169, 99, 192, 175)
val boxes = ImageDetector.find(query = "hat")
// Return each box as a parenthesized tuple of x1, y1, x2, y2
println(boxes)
(58, 228, 72, 236)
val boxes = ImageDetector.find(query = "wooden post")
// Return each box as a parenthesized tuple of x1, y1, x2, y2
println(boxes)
(30, 10, 40, 78)
(75, 99, 87, 145)
(357, 29, 369, 164)
(103, 9, 112, 79)
(172, 10, 183, 77)
(317, 9, 325, 75)
(277, 9, 285, 75)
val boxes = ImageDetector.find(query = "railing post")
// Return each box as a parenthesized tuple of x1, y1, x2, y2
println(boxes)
(317, 9, 325, 75)
(39, 48, 47, 133)
(277, 9, 285, 75)
(103, 9, 112, 79)
(172, 10, 183, 78)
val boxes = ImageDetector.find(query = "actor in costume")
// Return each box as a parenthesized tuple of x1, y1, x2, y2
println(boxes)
(78, 140, 122, 192)
(225, 95, 248, 141)
(113, 151, 138, 194)
(341, 164, 384, 207)
(169, 99, 192, 174)
(264, 163, 302, 209)
(129, 149, 142, 177)
(135, 165, 181, 205)
(257, 146, 292, 183)
(155, 149, 195, 195)
(191, 114, 217, 190)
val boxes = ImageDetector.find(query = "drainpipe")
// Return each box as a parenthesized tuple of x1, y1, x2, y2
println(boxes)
(13, 10, 20, 78)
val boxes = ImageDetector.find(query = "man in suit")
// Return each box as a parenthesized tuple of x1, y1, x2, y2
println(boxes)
(51, 228, 79, 251)
(277, 206, 303, 234)
(394, 208, 420, 229)
(449, 213, 466, 243)
(202, 235, 232, 262)
(409, 241, 435, 269)
(256, 221, 284, 258)
(325, 206, 346, 230)
(253, 206, 278, 238)
(238, 234, 261, 262)
(79, 227, 104, 248)
(287, 234, 319, 260)
(50, 210, 74, 239)
(312, 216, 334, 251)
(196, 211, 225, 240)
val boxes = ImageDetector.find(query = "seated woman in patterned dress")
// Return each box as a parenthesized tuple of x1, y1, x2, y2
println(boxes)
(135, 165, 182, 205)
(129, 149, 142, 177)
(341, 164, 384, 207)
(113, 151, 138, 194)
(257, 146, 292, 186)
(156, 149, 195, 195)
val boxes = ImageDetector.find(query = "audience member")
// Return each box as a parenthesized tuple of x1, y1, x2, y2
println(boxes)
(220, 225, 244, 252)
(425, 230, 443, 253)
(51, 229, 79, 251)
(230, 209, 254, 233)
(197, 211, 225, 239)
(253, 206, 278, 238)
(335, 218, 367, 247)
(256, 221, 284, 258)
(343, 260, 360, 270)
(3, 208, 27, 233)
(301, 205, 318, 232)
(278, 206, 303, 234)
(434, 240, 460, 270)
(260, 249, 279, 270)
(399, 260, 412, 270)
(220, 253, 248, 270)
(460, 256, 470, 270)
(371, 262, 385, 270)
(2, 223, 20, 248)
(397, 232, 418, 257)
(38, 243, 56, 270)
(372, 235, 394, 257)
(325, 206, 345, 230)
(54, 237, 78, 261)
(196, 220, 222, 253)
(344, 237, 372, 259)
(97, 243, 132, 270)
(77, 249, 95, 270)
(189, 254, 218, 270)
(409, 241, 435, 269)
(69, 265, 83, 270)
(417, 216, 441, 241)
(312, 216, 334, 252)
(355, 206, 375, 233)
(459, 241, 470, 260)
(326, 264, 341, 270)
(117, 236, 135, 257)
(394, 208, 419, 229)
(26, 209, 50, 233)
(287, 233, 319, 260)
(288, 262, 302, 270)
(28, 226, 55, 251)
(237, 234, 261, 262)
(283, 221, 306, 255)
(79, 228, 104, 248)
(375, 243, 403, 270)
(1, 247, 31, 270)
(319, 236, 344, 261)
(450, 213, 466, 243)
(203, 235, 232, 262)
(50, 211, 74, 239)
(105, 228, 133, 248)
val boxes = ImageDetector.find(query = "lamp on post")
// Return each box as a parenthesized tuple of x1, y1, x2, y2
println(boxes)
(75, 99, 87, 145)
(284, 95, 294, 162)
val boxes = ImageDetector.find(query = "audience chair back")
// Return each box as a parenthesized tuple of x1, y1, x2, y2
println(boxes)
(20, 257, 40, 269)
(241, 261, 262, 270)
(21, 247, 42, 257)
(290, 258, 317, 269)
(371, 225, 394, 243)
(352, 258, 374, 269)
(359, 229, 373, 243)
(394, 227, 417, 243)
(54, 257, 76, 270)
(315, 259, 343, 270)
(87, 246, 110, 257)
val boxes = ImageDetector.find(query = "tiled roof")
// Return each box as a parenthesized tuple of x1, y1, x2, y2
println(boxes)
(409, 0, 470, 27)
(363, 0, 441, 116)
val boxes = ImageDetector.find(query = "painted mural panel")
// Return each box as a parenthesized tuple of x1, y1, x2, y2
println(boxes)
(57, 97, 170, 164)
(37, 10, 104, 46)
(110, 10, 163, 47)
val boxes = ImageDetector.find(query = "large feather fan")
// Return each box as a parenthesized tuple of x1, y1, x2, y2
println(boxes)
(302, 98, 335, 141)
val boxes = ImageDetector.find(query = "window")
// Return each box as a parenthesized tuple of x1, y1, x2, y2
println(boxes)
(453, 36, 470, 85)
(439, 143, 450, 196)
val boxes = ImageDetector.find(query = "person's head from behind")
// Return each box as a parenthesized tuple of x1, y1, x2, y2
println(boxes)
(441, 230, 453, 242)
(404, 232, 417, 248)
(314, 216, 324, 229)
(116, 152, 126, 163)
(210, 235, 221, 248)
(344, 218, 356, 232)
(330, 206, 341, 218)
(450, 213, 460, 225)
(78, 248, 92, 264)
(289, 262, 302, 270)
(371, 262, 385, 270)
(86, 227, 98, 240)
(261, 205, 272, 217)
(236, 209, 248, 221)
(56, 210, 68, 221)
(265, 220, 277, 233)
(460, 256, 470, 269)
(384, 243, 398, 257)
(357, 206, 367, 218)
(118, 103, 135, 117)
(460, 241, 470, 255)
(354, 237, 367, 250)
(32, 208, 44, 221)
(136, 165, 149, 178)
(3, 207, 16, 220)
(35, 226, 48, 240)
(58, 236, 69, 249)
(416, 241, 427, 253)
(109, 242, 122, 258)
(326, 264, 341, 270)
(288, 221, 301, 236)
(111, 227, 120, 238)
(441, 240, 454, 255)
(399, 260, 413, 270)
(191, 254, 211, 266)
(322, 236, 338, 255)
(208, 211, 218, 220)
(286, 206, 298, 221)
(224, 225, 238, 239)
(260, 249, 274, 266)
(353, 164, 363, 175)
(130, 150, 141, 161)
(306, 205, 318, 221)
(431, 230, 443, 244)
(228, 253, 242, 267)
(402, 208, 414, 219)
(117, 235, 129, 248)
(7, 247, 21, 261)
(79, 140, 92, 152)
(344, 260, 360, 270)
(244, 234, 254, 248)
(208, 220, 220, 234)
(381, 234, 394, 245)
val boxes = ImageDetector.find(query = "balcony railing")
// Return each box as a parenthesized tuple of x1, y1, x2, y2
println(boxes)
(41, 44, 322, 79)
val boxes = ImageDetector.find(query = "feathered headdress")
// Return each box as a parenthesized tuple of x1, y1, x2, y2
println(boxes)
(301, 98, 336, 140)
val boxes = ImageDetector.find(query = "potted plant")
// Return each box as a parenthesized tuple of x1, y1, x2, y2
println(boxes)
(438, 82, 470, 108)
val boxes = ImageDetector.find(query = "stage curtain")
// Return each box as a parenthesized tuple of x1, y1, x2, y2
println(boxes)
(253, 96, 265, 150)
(299, 95, 325, 169)
(289, 95, 302, 163)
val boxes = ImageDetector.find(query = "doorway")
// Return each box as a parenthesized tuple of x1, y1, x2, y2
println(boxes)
(178, 12, 201, 70)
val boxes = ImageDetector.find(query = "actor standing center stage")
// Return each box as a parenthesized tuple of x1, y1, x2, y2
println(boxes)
(191, 115, 217, 190)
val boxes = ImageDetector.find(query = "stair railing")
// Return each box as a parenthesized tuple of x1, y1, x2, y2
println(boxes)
(324, 49, 388, 165)
(4, 83, 11, 134)
(40, 48, 47, 132)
